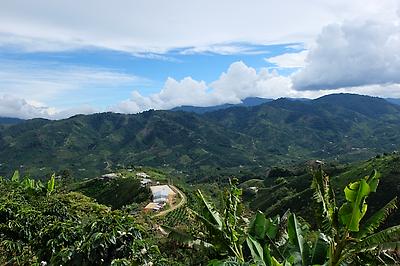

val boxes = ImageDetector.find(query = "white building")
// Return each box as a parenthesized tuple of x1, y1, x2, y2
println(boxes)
(140, 178, 152, 187)
(150, 185, 176, 203)
(101, 173, 118, 179)
(136, 172, 150, 178)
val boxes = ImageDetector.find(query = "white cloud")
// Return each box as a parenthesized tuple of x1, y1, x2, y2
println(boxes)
(113, 61, 299, 113)
(0, 0, 398, 54)
(114, 77, 211, 113)
(4, 59, 400, 119)
(210, 62, 293, 101)
(265, 50, 308, 68)
(0, 94, 97, 119)
(179, 44, 271, 55)
(0, 94, 55, 119)
(114, 58, 400, 114)
(292, 18, 400, 90)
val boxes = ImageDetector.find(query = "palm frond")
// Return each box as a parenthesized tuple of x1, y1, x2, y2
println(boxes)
(346, 225, 400, 254)
(190, 209, 223, 234)
(378, 241, 400, 250)
(311, 167, 336, 235)
(196, 190, 223, 230)
(357, 197, 398, 239)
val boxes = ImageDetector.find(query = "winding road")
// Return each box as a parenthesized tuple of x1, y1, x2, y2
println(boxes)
(152, 185, 187, 218)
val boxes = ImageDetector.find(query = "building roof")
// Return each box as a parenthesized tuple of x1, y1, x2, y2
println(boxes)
(144, 202, 161, 210)
(136, 172, 150, 178)
(150, 185, 176, 198)
(140, 178, 152, 185)
(101, 173, 118, 179)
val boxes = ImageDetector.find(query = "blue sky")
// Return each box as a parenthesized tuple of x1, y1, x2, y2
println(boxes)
(0, 0, 399, 118)
(0, 42, 303, 110)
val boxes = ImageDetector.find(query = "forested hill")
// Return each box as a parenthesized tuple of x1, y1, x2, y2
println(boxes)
(1, 93, 400, 178)
(0, 117, 24, 125)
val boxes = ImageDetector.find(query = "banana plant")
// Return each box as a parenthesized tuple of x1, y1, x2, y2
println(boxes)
(247, 211, 328, 266)
(311, 166, 400, 265)
(163, 178, 246, 262)
(47, 173, 55, 195)
(11, 170, 19, 182)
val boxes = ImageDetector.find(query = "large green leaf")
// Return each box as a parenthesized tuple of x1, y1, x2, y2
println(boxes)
(197, 190, 223, 230)
(47, 173, 55, 194)
(249, 212, 278, 241)
(357, 197, 397, 239)
(309, 232, 328, 265)
(287, 213, 306, 264)
(11, 170, 19, 182)
(246, 235, 265, 265)
(338, 179, 370, 232)
(249, 211, 267, 240)
(265, 217, 279, 240)
(365, 170, 380, 193)
(264, 244, 283, 266)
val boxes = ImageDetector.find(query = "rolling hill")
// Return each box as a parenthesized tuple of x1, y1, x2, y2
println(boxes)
(1, 93, 400, 178)
(247, 153, 400, 228)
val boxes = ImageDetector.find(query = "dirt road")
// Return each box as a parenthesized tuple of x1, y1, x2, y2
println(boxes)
(152, 185, 186, 218)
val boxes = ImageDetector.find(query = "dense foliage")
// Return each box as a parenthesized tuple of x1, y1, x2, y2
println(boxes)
(163, 168, 400, 265)
(0, 158, 399, 265)
(0, 172, 170, 265)
(2, 94, 400, 178)
(249, 153, 400, 227)
(74, 176, 150, 209)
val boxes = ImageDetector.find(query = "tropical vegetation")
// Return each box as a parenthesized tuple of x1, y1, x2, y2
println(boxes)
(2, 94, 400, 178)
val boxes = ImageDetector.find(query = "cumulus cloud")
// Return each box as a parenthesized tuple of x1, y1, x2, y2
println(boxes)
(265, 50, 308, 68)
(112, 61, 299, 113)
(114, 77, 211, 113)
(292, 18, 400, 90)
(210, 62, 293, 101)
(5, 59, 400, 119)
(0, 94, 97, 119)
(114, 58, 400, 114)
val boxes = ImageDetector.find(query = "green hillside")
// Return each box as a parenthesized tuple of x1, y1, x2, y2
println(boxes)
(248, 153, 400, 227)
(1, 154, 399, 265)
(1, 93, 400, 178)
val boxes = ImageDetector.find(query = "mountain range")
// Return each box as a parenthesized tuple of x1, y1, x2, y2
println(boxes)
(171, 96, 400, 114)
(1, 93, 400, 178)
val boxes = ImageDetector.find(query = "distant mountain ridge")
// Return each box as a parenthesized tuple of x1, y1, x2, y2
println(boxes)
(385, 98, 400, 106)
(0, 117, 24, 125)
(1, 93, 400, 178)
(170, 97, 273, 114)
(171, 95, 400, 114)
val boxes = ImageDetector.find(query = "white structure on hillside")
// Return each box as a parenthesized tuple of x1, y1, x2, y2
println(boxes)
(136, 172, 150, 178)
(140, 178, 152, 187)
(101, 173, 118, 179)
(144, 202, 163, 212)
(150, 185, 176, 203)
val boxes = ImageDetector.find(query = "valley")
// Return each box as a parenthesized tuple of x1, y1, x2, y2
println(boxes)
(1, 93, 400, 265)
